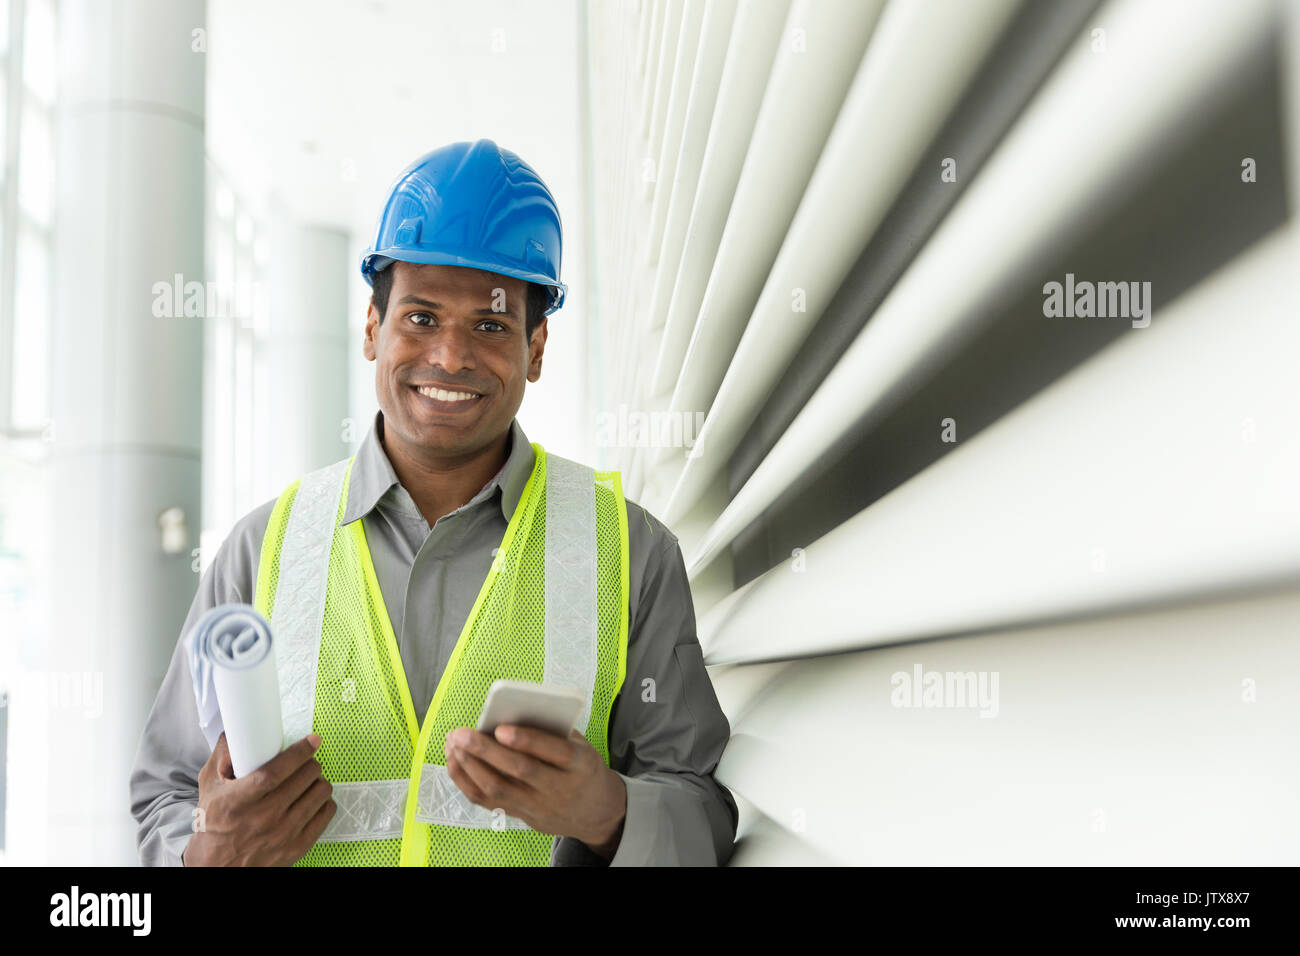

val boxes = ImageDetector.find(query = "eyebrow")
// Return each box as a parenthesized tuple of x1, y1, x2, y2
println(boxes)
(396, 294, 519, 318)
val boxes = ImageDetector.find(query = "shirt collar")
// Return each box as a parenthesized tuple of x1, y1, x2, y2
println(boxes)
(342, 411, 536, 526)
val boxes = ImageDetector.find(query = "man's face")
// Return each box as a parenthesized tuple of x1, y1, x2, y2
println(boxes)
(363, 261, 547, 459)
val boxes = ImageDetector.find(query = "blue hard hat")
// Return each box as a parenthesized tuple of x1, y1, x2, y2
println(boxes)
(360, 138, 568, 315)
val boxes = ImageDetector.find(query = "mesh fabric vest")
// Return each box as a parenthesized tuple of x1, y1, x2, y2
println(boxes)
(253, 442, 630, 866)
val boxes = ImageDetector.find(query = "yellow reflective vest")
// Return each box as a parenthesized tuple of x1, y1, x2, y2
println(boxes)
(253, 443, 630, 866)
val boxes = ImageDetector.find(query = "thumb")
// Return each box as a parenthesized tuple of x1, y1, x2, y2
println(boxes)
(213, 732, 235, 780)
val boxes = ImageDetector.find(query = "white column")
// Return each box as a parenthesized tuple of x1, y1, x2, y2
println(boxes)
(46, 0, 206, 864)
(264, 211, 352, 490)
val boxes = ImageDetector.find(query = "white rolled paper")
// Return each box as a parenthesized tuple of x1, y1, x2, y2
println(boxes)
(186, 603, 284, 778)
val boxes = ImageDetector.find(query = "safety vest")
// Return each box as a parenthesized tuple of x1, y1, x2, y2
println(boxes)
(252, 443, 630, 866)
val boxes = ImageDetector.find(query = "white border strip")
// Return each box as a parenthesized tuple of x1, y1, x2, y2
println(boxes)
(543, 454, 600, 735)
(272, 458, 350, 745)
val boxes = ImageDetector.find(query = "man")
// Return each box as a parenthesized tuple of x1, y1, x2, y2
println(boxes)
(129, 139, 738, 866)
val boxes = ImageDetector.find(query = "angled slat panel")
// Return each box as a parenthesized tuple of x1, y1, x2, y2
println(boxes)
(645, 0, 710, 264)
(648, 0, 792, 398)
(713, 585, 1300, 865)
(643, 0, 684, 199)
(640, 0, 665, 135)
(676, 0, 1281, 542)
(697, 224, 1300, 663)
(650, 0, 887, 475)
(654, 0, 1022, 513)
(582, 0, 1299, 870)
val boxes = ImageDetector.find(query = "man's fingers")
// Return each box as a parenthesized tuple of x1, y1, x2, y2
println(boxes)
(445, 749, 487, 804)
(265, 771, 333, 864)
(454, 745, 527, 808)
(284, 797, 338, 864)
(456, 731, 541, 783)
(261, 752, 329, 814)
(241, 733, 322, 793)
(491, 724, 578, 769)
(454, 748, 542, 826)
(283, 776, 334, 837)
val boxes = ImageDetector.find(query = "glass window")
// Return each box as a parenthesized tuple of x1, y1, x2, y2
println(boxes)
(209, 310, 234, 530)
(18, 104, 52, 225)
(11, 227, 49, 431)
(215, 184, 234, 220)
(234, 328, 252, 510)
(0, 75, 7, 184)
(21, 0, 55, 106)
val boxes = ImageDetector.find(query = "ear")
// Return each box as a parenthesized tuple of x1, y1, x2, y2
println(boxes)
(526, 317, 548, 383)
(363, 299, 380, 361)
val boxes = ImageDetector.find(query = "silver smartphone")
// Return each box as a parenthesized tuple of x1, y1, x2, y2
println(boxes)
(475, 679, 585, 738)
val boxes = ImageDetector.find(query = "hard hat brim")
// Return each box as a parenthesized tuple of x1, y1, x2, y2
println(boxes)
(360, 248, 566, 316)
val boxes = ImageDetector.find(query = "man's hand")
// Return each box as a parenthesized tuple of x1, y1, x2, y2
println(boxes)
(182, 732, 337, 867)
(444, 725, 627, 860)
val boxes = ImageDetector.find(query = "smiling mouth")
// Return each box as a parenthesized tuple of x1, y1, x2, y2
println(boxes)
(411, 384, 484, 408)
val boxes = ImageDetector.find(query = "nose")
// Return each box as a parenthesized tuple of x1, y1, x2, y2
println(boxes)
(422, 322, 477, 374)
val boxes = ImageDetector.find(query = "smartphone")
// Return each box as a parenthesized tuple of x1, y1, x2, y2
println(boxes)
(476, 679, 585, 738)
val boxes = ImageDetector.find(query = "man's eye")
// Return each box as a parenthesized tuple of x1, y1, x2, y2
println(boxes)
(409, 311, 435, 326)
(480, 320, 506, 332)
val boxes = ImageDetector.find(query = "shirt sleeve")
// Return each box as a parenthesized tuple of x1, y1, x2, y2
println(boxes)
(551, 531, 739, 867)
(127, 503, 270, 866)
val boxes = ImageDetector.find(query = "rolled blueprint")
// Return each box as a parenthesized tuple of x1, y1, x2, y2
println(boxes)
(186, 603, 284, 778)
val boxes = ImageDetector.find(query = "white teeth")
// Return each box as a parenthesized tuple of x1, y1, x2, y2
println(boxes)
(417, 386, 478, 402)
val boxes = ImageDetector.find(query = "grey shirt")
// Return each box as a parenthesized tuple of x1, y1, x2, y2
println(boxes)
(128, 411, 738, 866)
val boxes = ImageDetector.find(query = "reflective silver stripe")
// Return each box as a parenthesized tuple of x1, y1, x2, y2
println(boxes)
(318, 778, 409, 843)
(272, 458, 350, 745)
(413, 763, 533, 830)
(543, 454, 599, 735)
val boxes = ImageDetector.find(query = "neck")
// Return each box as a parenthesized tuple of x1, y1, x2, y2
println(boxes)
(379, 415, 511, 528)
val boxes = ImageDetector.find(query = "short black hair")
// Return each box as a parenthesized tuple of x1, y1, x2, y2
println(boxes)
(370, 264, 548, 341)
